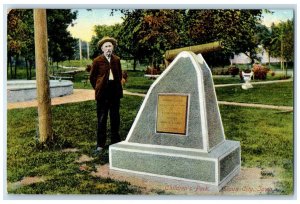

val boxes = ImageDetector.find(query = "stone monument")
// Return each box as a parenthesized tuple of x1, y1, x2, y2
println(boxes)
(109, 51, 241, 191)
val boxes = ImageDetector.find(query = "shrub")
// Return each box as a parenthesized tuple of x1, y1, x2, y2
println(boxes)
(211, 68, 229, 75)
(145, 66, 161, 75)
(270, 71, 275, 77)
(252, 64, 269, 80)
(228, 66, 240, 77)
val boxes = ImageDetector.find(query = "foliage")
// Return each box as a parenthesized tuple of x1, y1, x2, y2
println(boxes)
(228, 66, 240, 77)
(115, 9, 185, 70)
(89, 24, 122, 59)
(7, 9, 35, 79)
(7, 9, 78, 79)
(252, 64, 269, 80)
(211, 68, 230, 75)
(47, 9, 78, 63)
(255, 24, 273, 66)
(184, 9, 263, 64)
(109, 9, 265, 69)
(270, 20, 294, 64)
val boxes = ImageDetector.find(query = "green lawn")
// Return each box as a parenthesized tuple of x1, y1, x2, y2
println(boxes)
(216, 81, 293, 106)
(122, 70, 154, 93)
(7, 96, 145, 194)
(71, 70, 154, 92)
(7, 92, 293, 194)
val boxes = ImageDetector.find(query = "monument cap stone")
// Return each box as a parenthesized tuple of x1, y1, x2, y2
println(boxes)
(110, 51, 241, 191)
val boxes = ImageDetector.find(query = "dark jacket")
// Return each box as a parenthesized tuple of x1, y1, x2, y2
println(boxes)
(90, 54, 123, 100)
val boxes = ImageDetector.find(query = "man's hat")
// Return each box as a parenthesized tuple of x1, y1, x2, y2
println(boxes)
(97, 36, 117, 49)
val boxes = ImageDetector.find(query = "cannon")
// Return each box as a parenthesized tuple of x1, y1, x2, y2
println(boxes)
(164, 41, 223, 66)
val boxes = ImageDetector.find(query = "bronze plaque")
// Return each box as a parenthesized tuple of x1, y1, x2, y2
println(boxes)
(156, 94, 188, 135)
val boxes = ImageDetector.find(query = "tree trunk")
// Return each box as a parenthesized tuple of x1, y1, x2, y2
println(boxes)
(26, 59, 29, 79)
(34, 9, 53, 144)
(29, 60, 32, 79)
(8, 54, 12, 79)
(14, 54, 19, 79)
(267, 50, 270, 68)
(133, 58, 137, 71)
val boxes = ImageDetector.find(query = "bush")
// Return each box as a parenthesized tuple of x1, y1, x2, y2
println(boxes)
(211, 68, 229, 75)
(252, 64, 269, 80)
(145, 66, 161, 75)
(228, 66, 240, 77)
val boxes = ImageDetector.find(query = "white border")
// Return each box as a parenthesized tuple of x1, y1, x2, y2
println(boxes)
(188, 52, 210, 152)
(196, 53, 227, 152)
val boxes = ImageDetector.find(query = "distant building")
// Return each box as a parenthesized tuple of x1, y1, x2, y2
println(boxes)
(230, 45, 281, 64)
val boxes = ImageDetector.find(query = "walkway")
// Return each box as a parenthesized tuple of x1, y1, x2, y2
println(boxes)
(7, 89, 146, 110)
(7, 79, 293, 112)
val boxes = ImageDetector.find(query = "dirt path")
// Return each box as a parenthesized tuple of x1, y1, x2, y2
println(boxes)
(91, 164, 279, 195)
(7, 89, 95, 110)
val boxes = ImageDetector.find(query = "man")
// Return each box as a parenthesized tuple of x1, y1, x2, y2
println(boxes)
(89, 36, 124, 154)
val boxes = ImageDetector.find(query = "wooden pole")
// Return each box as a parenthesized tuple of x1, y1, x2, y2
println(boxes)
(34, 9, 53, 143)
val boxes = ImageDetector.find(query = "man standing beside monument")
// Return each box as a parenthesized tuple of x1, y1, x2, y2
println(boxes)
(89, 36, 124, 154)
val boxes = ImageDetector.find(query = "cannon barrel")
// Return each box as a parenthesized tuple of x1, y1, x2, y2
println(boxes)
(164, 41, 223, 61)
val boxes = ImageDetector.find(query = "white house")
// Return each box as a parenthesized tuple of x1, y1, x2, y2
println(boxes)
(230, 45, 281, 64)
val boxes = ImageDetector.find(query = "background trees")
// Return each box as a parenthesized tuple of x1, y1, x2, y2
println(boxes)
(7, 9, 77, 79)
(108, 9, 265, 68)
(7, 9, 294, 77)
(269, 20, 294, 69)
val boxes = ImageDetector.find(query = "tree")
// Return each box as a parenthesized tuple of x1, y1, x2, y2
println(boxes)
(90, 24, 122, 59)
(7, 9, 30, 78)
(115, 9, 185, 70)
(255, 24, 273, 67)
(184, 9, 263, 65)
(269, 20, 294, 75)
(34, 9, 53, 144)
(7, 9, 78, 78)
(113, 9, 263, 68)
(47, 9, 78, 70)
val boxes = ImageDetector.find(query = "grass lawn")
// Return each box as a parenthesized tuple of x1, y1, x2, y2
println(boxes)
(216, 81, 293, 106)
(212, 73, 292, 85)
(7, 96, 145, 194)
(7, 93, 293, 194)
(122, 71, 155, 94)
(71, 70, 153, 91)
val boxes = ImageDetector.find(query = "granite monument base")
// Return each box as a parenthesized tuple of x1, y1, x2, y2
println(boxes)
(110, 140, 240, 191)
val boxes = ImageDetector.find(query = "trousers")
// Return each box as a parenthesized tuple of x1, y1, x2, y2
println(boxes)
(96, 80, 121, 148)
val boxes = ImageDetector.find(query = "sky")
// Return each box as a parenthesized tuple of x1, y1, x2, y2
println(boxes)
(67, 9, 294, 42)
(67, 9, 124, 42)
